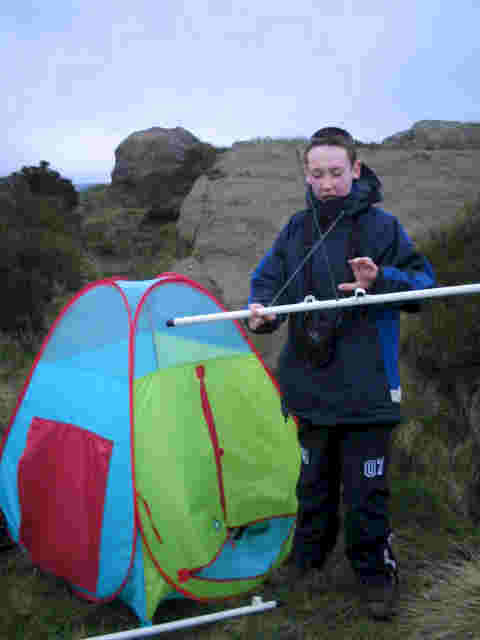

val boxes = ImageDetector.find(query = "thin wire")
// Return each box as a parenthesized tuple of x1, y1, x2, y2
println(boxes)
(269, 208, 346, 306)
(308, 190, 343, 302)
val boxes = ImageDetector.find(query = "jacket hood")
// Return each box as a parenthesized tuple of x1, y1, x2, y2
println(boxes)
(354, 162, 383, 206)
(306, 162, 383, 218)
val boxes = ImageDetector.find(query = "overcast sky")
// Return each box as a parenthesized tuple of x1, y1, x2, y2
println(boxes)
(3, 0, 479, 182)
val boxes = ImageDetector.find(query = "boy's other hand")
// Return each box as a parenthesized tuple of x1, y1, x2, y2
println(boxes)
(248, 303, 276, 330)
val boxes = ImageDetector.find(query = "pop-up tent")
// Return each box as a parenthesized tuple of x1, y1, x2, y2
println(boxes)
(0, 274, 300, 623)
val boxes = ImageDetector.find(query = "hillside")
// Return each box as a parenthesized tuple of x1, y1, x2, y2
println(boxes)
(1, 132, 480, 638)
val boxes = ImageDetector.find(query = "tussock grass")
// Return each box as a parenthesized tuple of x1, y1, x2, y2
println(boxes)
(82, 206, 146, 227)
(403, 545, 480, 639)
(395, 196, 480, 520)
(0, 333, 36, 431)
(78, 184, 111, 212)
(0, 549, 137, 639)
(402, 198, 480, 381)
(0, 334, 35, 377)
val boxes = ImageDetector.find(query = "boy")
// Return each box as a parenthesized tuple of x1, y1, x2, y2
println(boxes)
(248, 127, 436, 619)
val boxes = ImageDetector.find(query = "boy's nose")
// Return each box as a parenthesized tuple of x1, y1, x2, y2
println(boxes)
(321, 178, 335, 192)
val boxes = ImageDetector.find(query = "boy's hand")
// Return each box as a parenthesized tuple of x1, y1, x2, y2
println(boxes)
(338, 257, 379, 292)
(248, 303, 277, 330)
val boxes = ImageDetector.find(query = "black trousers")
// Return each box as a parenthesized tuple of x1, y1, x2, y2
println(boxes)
(293, 422, 396, 577)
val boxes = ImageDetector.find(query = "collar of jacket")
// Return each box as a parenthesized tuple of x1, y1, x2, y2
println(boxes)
(305, 162, 384, 220)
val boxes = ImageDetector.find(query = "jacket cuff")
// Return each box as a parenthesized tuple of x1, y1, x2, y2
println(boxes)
(370, 266, 387, 294)
(369, 267, 421, 312)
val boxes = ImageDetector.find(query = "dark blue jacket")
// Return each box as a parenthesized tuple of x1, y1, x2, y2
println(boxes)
(248, 166, 436, 426)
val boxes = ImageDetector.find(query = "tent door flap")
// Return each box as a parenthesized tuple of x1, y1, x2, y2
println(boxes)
(18, 417, 113, 594)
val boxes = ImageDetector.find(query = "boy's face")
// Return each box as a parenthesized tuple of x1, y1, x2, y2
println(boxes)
(305, 145, 361, 201)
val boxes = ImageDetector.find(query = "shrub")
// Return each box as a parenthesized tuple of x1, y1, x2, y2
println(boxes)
(401, 197, 480, 384)
(2, 170, 80, 234)
(0, 229, 86, 333)
(17, 161, 78, 211)
(0, 164, 89, 335)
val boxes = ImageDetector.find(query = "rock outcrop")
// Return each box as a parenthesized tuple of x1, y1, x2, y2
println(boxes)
(383, 120, 480, 148)
(174, 140, 308, 364)
(111, 127, 217, 223)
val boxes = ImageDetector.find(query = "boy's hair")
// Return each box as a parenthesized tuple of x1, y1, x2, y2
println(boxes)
(304, 127, 357, 167)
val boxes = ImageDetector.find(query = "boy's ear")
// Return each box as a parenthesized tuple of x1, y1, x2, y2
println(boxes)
(353, 159, 362, 179)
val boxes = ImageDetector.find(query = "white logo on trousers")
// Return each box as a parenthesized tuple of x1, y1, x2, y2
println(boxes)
(364, 457, 384, 478)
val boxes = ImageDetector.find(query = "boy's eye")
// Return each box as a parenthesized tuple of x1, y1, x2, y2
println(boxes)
(311, 169, 343, 178)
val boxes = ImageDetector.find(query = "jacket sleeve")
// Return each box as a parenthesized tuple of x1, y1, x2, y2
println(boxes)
(247, 223, 291, 333)
(370, 216, 436, 311)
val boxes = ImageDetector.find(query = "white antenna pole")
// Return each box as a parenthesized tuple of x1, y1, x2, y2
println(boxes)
(82, 597, 278, 639)
(166, 283, 480, 328)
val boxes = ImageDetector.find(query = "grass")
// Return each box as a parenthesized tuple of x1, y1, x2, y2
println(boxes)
(0, 467, 478, 639)
(0, 333, 37, 431)
(402, 198, 480, 376)
(83, 207, 147, 226)
(78, 184, 111, 210)
(403, 553, 480, 638)
(81, 203, 185, 279)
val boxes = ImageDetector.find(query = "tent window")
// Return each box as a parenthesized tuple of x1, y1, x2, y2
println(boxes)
(18, 417, 113, 594)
